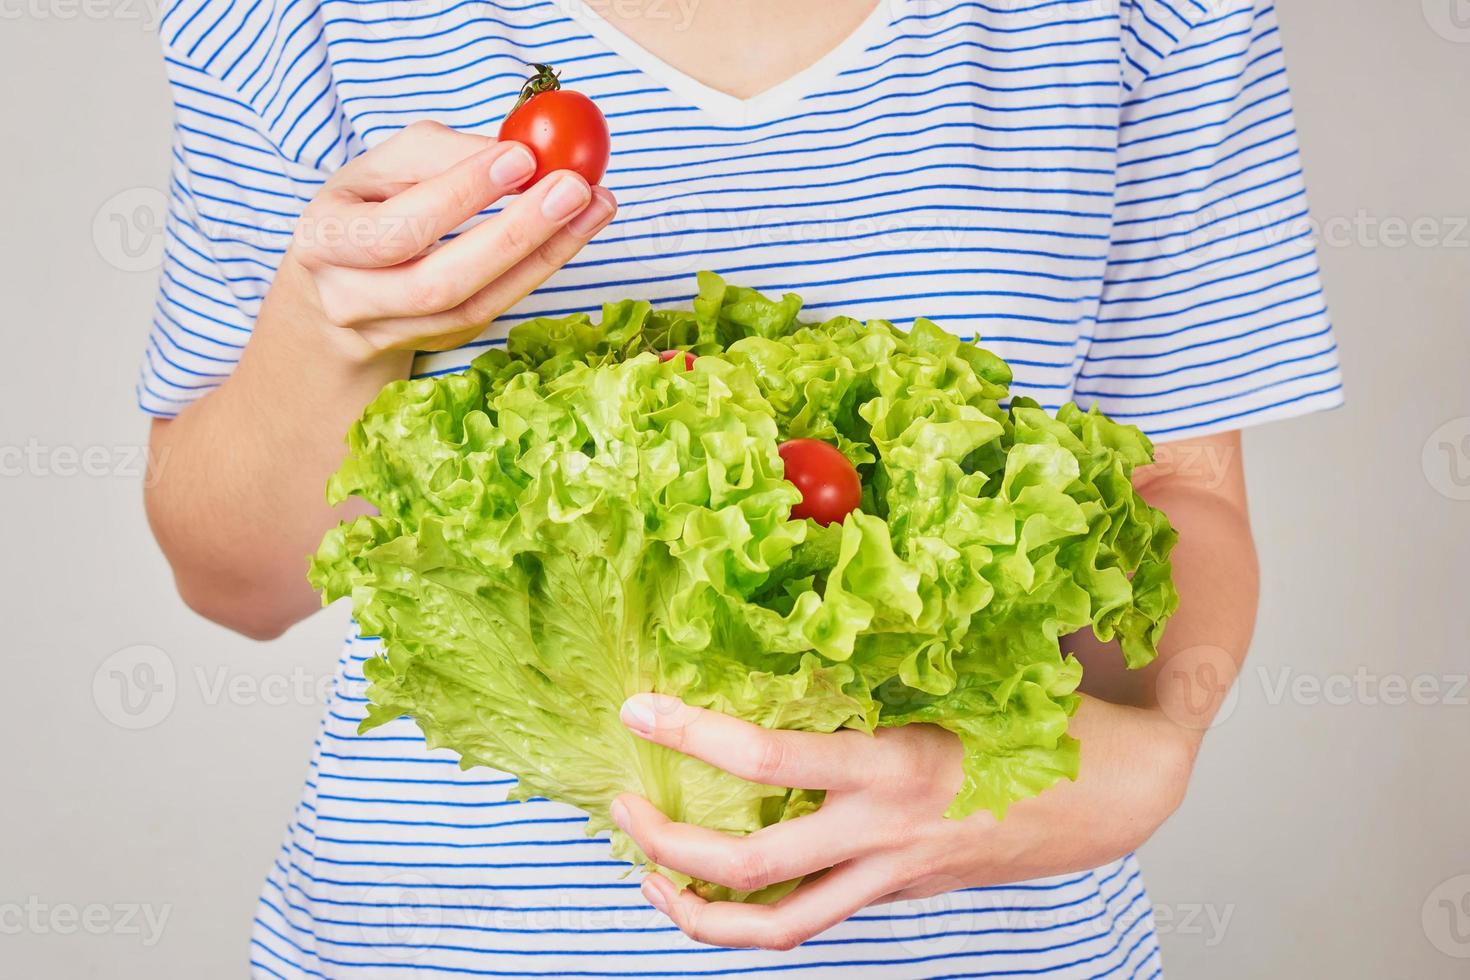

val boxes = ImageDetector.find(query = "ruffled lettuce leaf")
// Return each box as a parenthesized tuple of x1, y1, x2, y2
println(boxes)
(311, 273, 1179, 900)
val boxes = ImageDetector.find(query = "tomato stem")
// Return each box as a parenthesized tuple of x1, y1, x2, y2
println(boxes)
(512, 62, 562, 113)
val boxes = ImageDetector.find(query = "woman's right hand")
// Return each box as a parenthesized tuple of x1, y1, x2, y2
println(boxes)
(146, 120, 616, 640)
(277, 119, 617, 366)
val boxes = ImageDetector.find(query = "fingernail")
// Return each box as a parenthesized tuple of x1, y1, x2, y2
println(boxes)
(620, 695, 657, 735)
(642, 880, 670, 915)
(567, 190, 615, 235)
(490, 144, 535, 185)
(610, 799, 631, 832)
(541, 173, 591, 221)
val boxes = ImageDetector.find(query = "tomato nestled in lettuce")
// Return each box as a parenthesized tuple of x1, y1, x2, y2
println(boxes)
(309, 272, 1179, 902)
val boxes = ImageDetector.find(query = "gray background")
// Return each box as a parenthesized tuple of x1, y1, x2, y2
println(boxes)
(2, 2, 1467, 976)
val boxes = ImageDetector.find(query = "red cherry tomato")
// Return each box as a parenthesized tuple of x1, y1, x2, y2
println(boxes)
(659, 350, 697, 370)
(498, 63, 610, 191)
(778, 439, 862, 526)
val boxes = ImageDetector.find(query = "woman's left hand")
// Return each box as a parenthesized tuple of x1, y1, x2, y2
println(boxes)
(611, 692, 1198, 951)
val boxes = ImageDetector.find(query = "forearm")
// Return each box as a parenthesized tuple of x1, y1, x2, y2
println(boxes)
(144, 128, 617, 640)
(985, 437, 1262, 880)
(615, 433, 1263, 944)
(145, 258, 410, 638)
(1068, 440, 1260, 736)
(979, 695, 1196, 880)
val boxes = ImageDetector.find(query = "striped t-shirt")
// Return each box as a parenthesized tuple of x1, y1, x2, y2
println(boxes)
(139, 0, 1342, 976)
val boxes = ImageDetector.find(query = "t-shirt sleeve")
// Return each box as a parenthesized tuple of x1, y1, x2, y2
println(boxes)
(137, 1, 340, 417)
(1075, 0, 1345, 442)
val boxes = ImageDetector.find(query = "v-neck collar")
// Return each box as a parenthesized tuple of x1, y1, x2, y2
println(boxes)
(554, 0, 897, 128)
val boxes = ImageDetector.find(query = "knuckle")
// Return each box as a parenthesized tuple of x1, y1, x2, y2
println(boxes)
(660, 708, 693, 752)
(437, 298, 484, 331)
(532, 234, 575, 271)
(750, 735, 788, 785)
(314, 281, 359, 330)
(291, 241, 325, 271)
(403, 119, 448, 140)
(290, 220, 328, 265)
(872, 734, 923, 791)
(402, 274, 454, 316)
(763, 926, 804, 952)
(457, 290, 508, 328)
(497, 218, 535, 258)
(676, 903, 705, 942)
(440, 178, 481, 224)
(635, 830, 664, 869)
(359, 235, 407, 268)
(725, 848, 773, 893)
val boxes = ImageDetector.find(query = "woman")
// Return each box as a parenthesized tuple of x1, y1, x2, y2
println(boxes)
(141, 0, 1342, 975)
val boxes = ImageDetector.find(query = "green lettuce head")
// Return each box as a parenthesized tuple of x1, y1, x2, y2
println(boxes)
(310, 272, 1179, 902)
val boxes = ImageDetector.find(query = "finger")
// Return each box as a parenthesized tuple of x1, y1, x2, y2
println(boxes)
(332, 119, 493, 197)
(428, 185, 617, 330)
(620, 694, 884, 791)
(302, 140, 537, 270)
(322, 186, 618, 354)
(611, 793, 879, 894)
(360, 170, 599, 317)
(641, 858, 898, 951)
